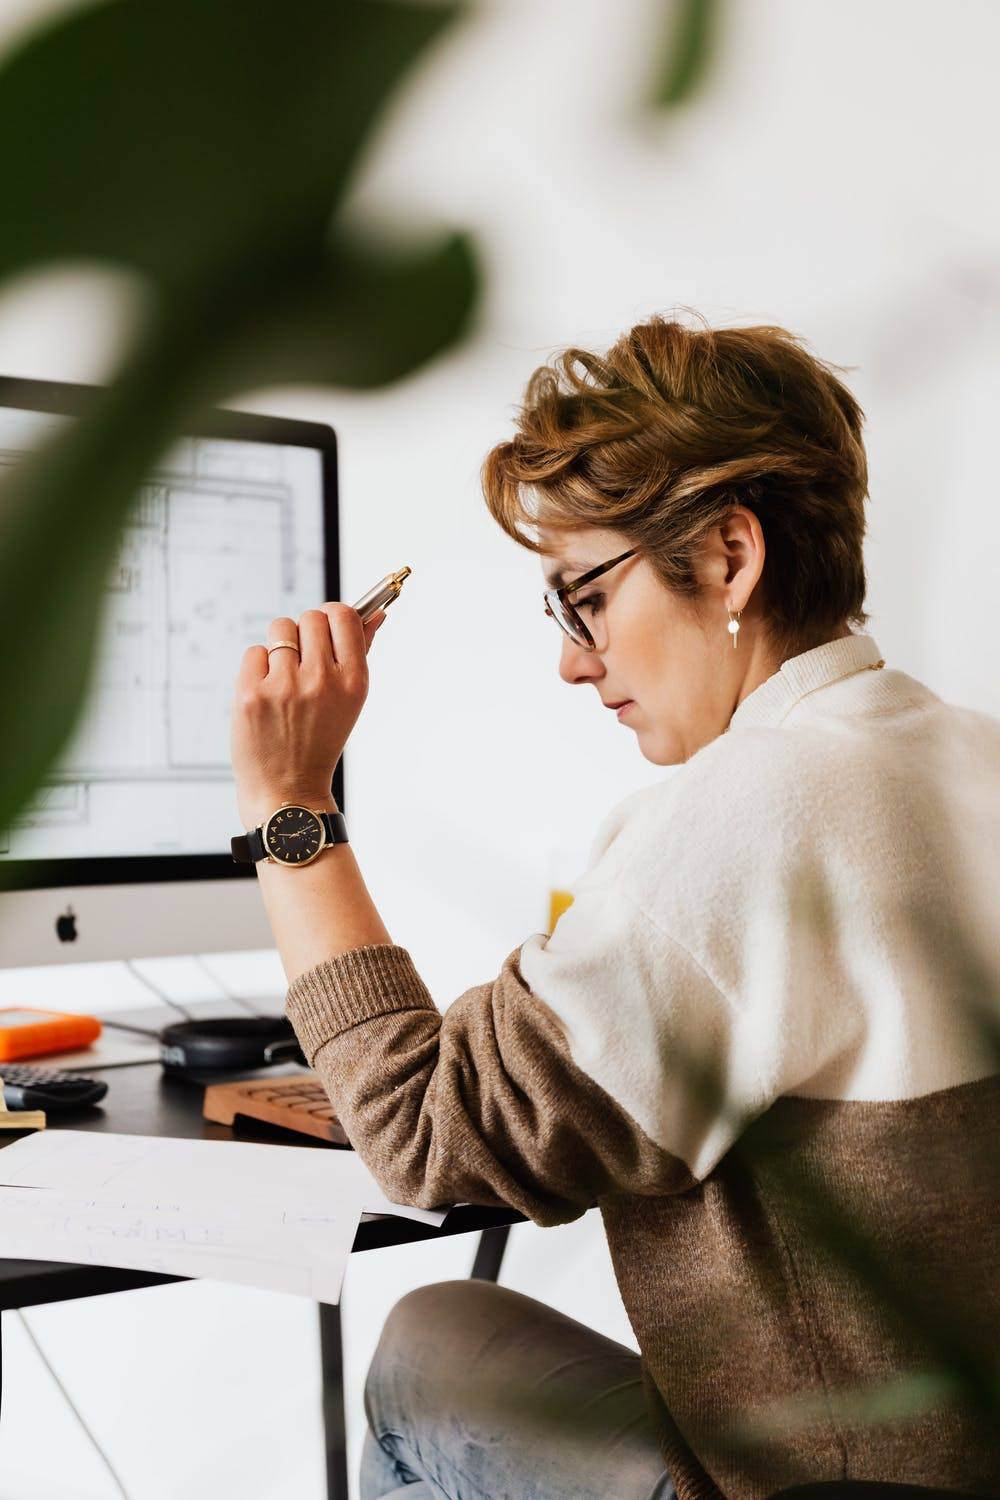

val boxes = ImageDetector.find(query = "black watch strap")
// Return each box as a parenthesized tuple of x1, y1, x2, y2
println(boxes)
(231, 810, 348, 864)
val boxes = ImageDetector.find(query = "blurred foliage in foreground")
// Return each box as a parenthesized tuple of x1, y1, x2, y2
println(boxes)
(0, 0, 727, 861)
(0, 0, 480, 859)
(0, 2, 995, 1490)
(648, 0, 722, 109)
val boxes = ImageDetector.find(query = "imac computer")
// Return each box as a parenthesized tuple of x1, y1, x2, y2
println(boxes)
(0, 376, 340, 977)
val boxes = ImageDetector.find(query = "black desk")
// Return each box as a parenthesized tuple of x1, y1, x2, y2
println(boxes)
(0, 1059, 523, 1500)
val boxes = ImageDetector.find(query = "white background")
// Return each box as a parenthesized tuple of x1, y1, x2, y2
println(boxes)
(1, 0, 999, 1495)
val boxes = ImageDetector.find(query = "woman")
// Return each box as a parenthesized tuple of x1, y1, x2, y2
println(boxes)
(230, 314, 1000, 1500)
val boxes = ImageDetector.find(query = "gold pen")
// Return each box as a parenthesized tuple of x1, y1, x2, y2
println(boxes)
(352, 567, 412, 624)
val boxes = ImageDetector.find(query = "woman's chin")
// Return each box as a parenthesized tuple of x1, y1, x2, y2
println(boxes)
(635, 727, 682, 767)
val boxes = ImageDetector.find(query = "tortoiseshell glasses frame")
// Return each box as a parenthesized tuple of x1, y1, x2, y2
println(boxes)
(543, 547, 640, 650)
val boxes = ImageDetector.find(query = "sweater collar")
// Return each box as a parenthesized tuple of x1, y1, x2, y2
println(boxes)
(727, 632, 885, 732)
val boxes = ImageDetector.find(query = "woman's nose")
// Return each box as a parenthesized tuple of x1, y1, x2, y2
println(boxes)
(559, 632, 604, 686)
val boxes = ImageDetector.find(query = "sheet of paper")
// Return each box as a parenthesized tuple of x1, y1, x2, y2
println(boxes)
(0, 1130, 446, 1226)
(0, 1184, 359, 1303)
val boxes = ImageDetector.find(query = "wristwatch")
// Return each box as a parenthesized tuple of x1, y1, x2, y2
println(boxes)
(231, 803, 349, 867)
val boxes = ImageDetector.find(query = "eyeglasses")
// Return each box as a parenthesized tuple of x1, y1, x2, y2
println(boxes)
(543, 547, 640, 651)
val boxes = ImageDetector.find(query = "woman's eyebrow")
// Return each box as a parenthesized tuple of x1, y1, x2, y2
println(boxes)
(544, 559, 591, 587)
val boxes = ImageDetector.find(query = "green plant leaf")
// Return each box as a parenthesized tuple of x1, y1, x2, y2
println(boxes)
(0, 0, 466, 286)
(0, 0, 480, 860)
(647, 0, 721, 110)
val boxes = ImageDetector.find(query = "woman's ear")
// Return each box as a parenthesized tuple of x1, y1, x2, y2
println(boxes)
(718, 506, 765, 604)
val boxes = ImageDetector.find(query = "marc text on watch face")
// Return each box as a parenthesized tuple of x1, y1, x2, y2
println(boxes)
(265, 807, 325, 864)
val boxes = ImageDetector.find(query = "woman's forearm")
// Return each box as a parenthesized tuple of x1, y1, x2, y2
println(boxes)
(249, 794, 393, 984)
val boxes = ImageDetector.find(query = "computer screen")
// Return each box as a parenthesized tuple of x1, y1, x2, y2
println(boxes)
(0, 377, 340, 967)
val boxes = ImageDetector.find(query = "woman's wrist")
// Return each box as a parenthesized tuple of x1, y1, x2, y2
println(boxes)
(237, 787, 340, 829)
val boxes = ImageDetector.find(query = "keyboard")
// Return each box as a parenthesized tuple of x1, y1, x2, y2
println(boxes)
(202, 1074, 348, 1145)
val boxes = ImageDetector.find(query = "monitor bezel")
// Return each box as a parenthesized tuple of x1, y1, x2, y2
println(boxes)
(0, 374, 341, 892)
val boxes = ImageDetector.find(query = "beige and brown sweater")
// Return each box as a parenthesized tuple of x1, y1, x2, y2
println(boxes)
(286, 632, 1000, 1499)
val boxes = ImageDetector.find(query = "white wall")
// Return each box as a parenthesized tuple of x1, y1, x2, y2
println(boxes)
(2, 1, 999, 1494)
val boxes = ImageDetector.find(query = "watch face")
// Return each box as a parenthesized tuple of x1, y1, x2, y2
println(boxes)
(263, 805, 326, 866)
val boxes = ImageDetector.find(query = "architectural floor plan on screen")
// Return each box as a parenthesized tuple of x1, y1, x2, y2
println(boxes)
(0, 409, 325, 861)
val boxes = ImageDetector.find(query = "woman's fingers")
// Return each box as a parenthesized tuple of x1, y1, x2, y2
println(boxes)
(238, 606, 384, 698)
(322, 603, 370, 695)
(237, 643, 269, 692)
(362, 609, 386, 655)
(265, 617, 301, 677)
(296, 609, 336, 676)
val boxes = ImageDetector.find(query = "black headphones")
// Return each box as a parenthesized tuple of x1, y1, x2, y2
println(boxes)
(159, 1016, 306, 1075)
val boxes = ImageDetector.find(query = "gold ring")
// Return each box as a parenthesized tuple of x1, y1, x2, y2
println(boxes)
(267, 640, 301, 656)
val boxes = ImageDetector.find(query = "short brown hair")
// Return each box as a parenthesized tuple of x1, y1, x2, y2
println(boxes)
(481, 310, 871, 655)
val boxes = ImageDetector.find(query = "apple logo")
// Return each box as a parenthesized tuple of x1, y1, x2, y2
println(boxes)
(56, 905, 78, 943)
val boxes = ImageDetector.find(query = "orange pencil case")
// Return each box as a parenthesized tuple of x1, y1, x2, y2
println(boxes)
(0, 1007, 102, 1062)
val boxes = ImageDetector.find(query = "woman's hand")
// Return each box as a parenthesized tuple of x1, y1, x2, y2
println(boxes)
(231, 603, 386, 828)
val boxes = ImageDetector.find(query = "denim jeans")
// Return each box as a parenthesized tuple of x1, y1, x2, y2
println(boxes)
(360, 1279, 675, 1500)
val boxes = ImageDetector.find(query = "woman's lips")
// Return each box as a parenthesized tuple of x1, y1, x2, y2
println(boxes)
(616, 701, 635, 719)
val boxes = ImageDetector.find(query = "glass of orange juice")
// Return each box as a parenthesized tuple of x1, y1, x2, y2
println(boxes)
(546, 837, 590, 935)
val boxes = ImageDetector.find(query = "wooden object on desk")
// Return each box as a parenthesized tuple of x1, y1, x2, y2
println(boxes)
(0, 1084, 45, 1132)
(203, 1074, 348, 1145)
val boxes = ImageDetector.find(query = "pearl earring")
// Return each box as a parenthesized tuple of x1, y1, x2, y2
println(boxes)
(727, 608, 742, 648)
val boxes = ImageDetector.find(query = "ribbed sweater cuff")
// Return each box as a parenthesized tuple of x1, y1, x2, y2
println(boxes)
(285, 943, 438, 1063)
